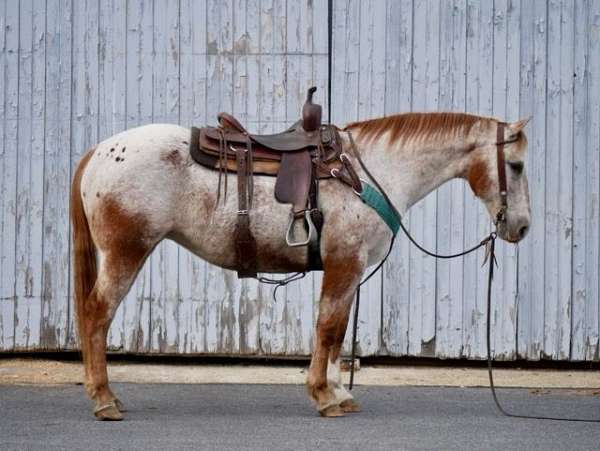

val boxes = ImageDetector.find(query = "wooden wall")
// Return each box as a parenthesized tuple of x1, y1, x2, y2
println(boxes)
(0, 0, 598, 361)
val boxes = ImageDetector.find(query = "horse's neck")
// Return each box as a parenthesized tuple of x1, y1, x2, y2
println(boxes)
(357, 136, 470, 214)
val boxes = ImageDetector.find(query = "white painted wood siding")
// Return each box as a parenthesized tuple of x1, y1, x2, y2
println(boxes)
(1, 0, 598, 361)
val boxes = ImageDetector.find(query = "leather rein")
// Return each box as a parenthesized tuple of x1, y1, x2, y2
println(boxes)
(347, 122, 600, 423)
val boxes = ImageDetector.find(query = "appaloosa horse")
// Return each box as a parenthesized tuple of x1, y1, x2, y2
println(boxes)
(71, 112, 530, 420)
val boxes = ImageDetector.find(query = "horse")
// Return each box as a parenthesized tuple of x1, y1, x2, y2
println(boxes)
(70, 112, 531, 420)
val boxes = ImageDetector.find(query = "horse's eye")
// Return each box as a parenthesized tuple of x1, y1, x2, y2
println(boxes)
(509, 161, 524, 174)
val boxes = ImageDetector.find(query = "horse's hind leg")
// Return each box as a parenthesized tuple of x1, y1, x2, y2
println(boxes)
(79, 246, 151, 420)
(306, 251, 365, 417)
(78, 197, 159, 420)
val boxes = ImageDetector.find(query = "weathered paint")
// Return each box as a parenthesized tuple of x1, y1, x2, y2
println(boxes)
(0, 0, 598, 361)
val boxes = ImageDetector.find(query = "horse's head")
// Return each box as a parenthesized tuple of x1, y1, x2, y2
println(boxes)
(466, 118, 531, 243)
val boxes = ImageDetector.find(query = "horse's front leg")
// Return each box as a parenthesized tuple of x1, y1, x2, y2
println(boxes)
(306, 250, 365, 417)
(327, 320, 361, 413)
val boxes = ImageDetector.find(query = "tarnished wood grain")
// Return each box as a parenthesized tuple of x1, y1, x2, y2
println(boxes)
(2, 0, 599, 361)
(409, 0, 440, 357)
(500, 0, 521, 359)
(178, 0, 208, 354)
(117, 0, 154, 353)
(382, 0, 413, 357)
(462, 0, 494, 359)
(41, 0, 73, 350)
(149, 0, 182, 354)
(518, 0, 548, 360)
(555, 0, 575, 360)
(0, 0, 19, 351)
(14, 0, 46, 349)
(98, 0, 127, 351)
(491, 0, 518, 360)
(349, 0, 386, 356)
(435, 0, 467, 359)
(582, 0, 600, 360)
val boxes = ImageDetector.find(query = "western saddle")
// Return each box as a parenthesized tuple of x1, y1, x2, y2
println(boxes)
(190, 87, 360, 278)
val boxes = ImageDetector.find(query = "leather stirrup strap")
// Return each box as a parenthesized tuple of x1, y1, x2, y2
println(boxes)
(235, 143, 257, 278)
(307, 165, 323, 270)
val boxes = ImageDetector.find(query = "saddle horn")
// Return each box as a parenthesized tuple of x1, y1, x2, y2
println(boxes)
(302, 87, 322, 132)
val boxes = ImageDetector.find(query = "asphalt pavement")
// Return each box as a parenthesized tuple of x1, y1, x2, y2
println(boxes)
(1, 383, 599, 451)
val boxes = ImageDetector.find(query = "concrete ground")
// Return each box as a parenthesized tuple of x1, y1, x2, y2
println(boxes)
(2, 383, 600, 451)
(1, 359, 599, 450)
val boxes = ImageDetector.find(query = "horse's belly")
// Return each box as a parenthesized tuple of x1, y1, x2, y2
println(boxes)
(170, 172, 310, 274)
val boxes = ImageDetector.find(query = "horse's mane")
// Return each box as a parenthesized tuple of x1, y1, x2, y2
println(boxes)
(344, 112, 493, 145)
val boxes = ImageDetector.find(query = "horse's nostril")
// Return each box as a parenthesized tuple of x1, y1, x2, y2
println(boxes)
(519, 225, 529, 239)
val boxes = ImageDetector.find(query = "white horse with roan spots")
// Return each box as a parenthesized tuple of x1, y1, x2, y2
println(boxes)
(71, 112, 531, 420)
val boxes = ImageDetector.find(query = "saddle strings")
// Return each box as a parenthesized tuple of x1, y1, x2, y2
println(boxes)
(259, 272, 308, 303)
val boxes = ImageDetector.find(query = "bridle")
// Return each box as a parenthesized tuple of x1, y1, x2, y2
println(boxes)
(347, 122, 600, 423)
(495, 123, 509, 224)
(494, 122, 519, 225)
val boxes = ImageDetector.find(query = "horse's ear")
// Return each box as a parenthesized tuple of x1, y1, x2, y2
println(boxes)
(508, 117, 531, 136)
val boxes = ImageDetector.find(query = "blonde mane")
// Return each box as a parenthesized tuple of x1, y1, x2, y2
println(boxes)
(345, 112, 494, 146)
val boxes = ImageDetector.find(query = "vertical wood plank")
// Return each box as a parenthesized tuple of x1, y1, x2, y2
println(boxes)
(462, 0, 494, 359)
(41, 0, 73, 349)
(98, 0, 127, 351)
(350, 0, 386, 356)
(120, 0, 153, 353)
(238, 0, 263, 354)
(149, 0, 182, 353)
(257, 0, 287, 354)
(555, 0, 574, 360)
(0, 0, 19, 350)
(543, 0, 562, 360)
(205, 0, 240, 354)
(490, 0, 519, 360)
(178, 0, 208, 354)
(436, 0, 467, 359)
(500, 0, 522, 358)
(583, 0, 600, 360)
(518, 0, 547, 360)
(0, 0, 6, 348)
(382, 0, 413, 357)
(14, 0, 46, 349)
(408, 0, 440, 357)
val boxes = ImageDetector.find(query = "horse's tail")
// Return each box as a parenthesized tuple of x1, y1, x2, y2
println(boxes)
(70, 150, 97, 341)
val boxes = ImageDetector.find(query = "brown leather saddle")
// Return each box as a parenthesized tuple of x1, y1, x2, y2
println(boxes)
(190, 87, 358, 278)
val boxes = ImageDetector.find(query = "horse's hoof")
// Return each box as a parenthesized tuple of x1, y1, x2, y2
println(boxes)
(319, 404, 345, 418)
(94, 402, 124, 421)
(340, 399, 361, 413)
(113, 398, 126, 412)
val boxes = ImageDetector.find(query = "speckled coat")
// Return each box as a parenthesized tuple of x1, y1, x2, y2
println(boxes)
(72, 114, 531, 419)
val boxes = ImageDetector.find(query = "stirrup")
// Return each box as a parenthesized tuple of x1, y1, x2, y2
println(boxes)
(286, 210, 317, 247)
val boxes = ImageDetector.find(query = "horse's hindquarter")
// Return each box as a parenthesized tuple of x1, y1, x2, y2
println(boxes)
(80, 123, 392, 274)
